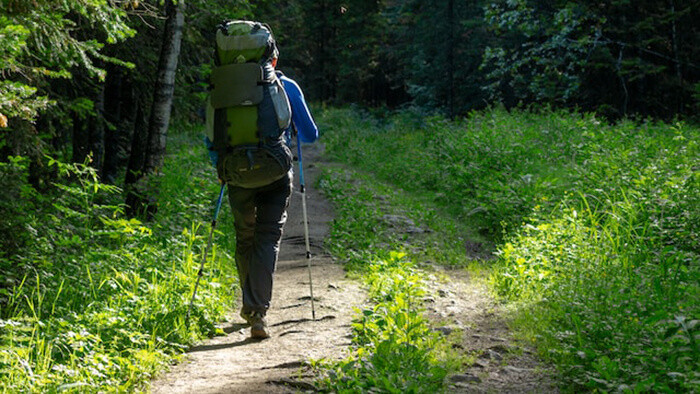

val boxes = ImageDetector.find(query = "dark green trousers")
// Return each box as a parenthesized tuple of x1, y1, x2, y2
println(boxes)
(228, 172, 292, 316)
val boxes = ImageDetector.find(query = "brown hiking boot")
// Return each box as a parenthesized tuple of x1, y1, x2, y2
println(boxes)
(249, 312, 269, 339)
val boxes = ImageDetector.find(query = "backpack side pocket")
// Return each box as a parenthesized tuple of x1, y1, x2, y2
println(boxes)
(269, 78, 292, 130)
(220, 143, 291, 189)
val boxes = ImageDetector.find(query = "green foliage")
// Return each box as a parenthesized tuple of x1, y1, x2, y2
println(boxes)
(320, 106, 575, 238)
(490, 122, 699, 391)
(482, 0, 700, 118)
(255, 0, 490, 114)
(257, 0, 698, 118)
(0, 0, 135, 123)
(318, 106, 699, 391)
(317, 167, 458, 392)
(0, 133, 237, 391)
(0, 155, 42, 258)
(483, 1, 596, 104)
(321, 256, 450, 393)
(386, 0, 490, 116)
(495, 206, 698, 392)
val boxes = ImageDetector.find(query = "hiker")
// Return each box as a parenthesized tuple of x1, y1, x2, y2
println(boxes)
(205, 20, 318, 339)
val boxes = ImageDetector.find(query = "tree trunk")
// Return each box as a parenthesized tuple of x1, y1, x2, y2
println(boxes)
(102, 67, 123, 184)
(319, 0, 328, 100)
(143, 0, 185, 174)
(124, 103, 154, 218)
(446, 0, 455, 119)
(72, 112, 89, 165)
(669, 0, 683, 113)
(124, 0, 185, 218)
(119, 76, 138, 175)
(125, 103, 148, 187)
(71, 80, 105, 172)
(90, 83, 106, 175)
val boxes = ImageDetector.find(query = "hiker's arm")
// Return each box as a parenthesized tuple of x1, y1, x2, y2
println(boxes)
(280, 76, 318, 143)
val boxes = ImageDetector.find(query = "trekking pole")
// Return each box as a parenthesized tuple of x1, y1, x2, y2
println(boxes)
(296, 134, 316, 320)
(186, 182, 227, 325)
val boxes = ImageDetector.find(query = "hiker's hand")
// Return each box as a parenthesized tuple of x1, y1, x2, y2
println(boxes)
(202, 136, 218, 167)
(207, 150, 218, 167)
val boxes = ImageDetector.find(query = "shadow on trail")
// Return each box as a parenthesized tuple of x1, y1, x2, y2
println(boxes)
(281, 235, 324, 249)
(188, 337, 262, 353)
(222, 323, 248, 333)
(280, 302, 306, 309)
(271, 315, 336, 327)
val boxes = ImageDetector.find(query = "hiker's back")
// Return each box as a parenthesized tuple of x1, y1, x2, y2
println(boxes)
(205, 20, 292, 189)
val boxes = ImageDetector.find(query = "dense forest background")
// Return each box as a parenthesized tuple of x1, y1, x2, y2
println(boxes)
(2, 0, 699, 200)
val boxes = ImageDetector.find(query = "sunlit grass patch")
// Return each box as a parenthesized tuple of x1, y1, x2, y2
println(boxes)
(317, 253, 454, 393)
(316, 167, 459, 392)
(0, 132, 238, 391)
(317, 106, 699, 392)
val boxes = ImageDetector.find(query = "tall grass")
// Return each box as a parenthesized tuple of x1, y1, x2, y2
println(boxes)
(318, 106, 699, 392)
(0, 132, 238, 391)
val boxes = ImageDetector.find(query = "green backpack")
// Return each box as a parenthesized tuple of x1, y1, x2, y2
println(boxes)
(205, 20, 292, 188)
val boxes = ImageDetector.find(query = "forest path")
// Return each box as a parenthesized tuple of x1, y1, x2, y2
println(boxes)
(149, 142, 555, 393)
(423, 267, 557, 393)
(150, 142, 365, 393)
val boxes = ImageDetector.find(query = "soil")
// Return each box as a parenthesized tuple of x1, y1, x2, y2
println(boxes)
(149, 142, 557, 393)
(423, 268, 558, 393)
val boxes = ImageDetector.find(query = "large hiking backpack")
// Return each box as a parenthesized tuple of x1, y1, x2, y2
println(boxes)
(205, 20, 292, 188)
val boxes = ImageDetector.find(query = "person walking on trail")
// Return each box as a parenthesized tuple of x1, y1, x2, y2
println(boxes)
(204, 20, 318, 339)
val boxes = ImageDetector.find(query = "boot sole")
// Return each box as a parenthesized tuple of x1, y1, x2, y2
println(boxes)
(251, 326, 270, 339)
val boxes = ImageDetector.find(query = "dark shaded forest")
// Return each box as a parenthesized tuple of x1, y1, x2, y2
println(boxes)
(2, 1, 699, 200)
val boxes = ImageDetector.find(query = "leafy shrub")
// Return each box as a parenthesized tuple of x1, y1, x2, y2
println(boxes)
(321, 254, 449, 393)
(320, 106, 592, 238)
(0, 133, 237, 391)
(318, 168, 456, 392)
(491, 122, 699, 391)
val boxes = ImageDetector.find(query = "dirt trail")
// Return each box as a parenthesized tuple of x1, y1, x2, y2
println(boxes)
(151, 142, 365, 393)
(423, 268, 557, 393)
(150, 142, 556, 393)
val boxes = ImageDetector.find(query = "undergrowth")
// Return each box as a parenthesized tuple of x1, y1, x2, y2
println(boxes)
(316, 166, 460, 393)
(0, 132, 237, 391)
(317, 106, 699, 392)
